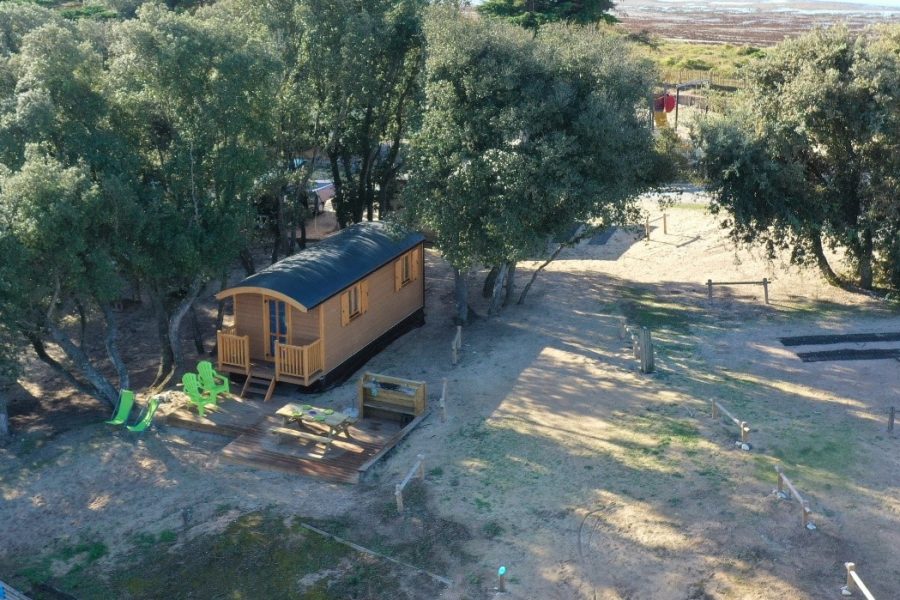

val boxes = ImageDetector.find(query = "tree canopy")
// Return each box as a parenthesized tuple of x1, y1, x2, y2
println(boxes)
(477, 0, 616, 30)
(697, 25, 900, 292)
(402, 8, 655, 316)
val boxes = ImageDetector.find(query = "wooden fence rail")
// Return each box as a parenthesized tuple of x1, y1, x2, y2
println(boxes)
(841, 563, 876, 599)
(706, 278, 769, 304)
(711, 399, 751, 448)
(774, 466, 815, 529)
(395, 454, 426, 513)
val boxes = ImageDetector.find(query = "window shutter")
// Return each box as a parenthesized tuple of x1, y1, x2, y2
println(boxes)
(361, 281, 369, 314)
(394, 259, 402, 291)
(412, 248, 421, 281)
(340, 292, 350, 326)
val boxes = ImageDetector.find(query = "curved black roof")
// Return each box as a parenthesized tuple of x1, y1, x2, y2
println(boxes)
(221, 222, 424, 310)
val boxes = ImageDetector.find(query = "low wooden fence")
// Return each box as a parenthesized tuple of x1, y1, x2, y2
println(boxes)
(395, 454, 426, 513)
(644, 213, 668, 239)
(711, 399, 751, 449)
(774, 466, 815, 530)
(842, 563, 876, 599)
(706, 278, 770, 304)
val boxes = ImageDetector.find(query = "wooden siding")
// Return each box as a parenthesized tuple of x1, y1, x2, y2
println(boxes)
(291, 305, 320, 344)
(234, 294, 265, 360)
(322, 243, 424, 371)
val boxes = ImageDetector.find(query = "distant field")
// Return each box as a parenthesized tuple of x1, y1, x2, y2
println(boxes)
(615, 0, 900, 45)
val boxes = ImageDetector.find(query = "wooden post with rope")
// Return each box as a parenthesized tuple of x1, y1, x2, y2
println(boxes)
(841, 563, 876, 599)
(774, 466, 814, 529)
(395, 454, 426, 513)
(710, 400, 750, 447)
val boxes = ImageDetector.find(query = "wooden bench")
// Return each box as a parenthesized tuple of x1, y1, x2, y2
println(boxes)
(358, 372, 427, 424)
(271, 427, 333, 451)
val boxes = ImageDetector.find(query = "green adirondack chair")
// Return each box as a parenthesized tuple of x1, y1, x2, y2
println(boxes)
(197, 360, 230, 399)
(182, 373, 216, 417)
(127, 395, 163, 433)
(105, 390, 135, 425)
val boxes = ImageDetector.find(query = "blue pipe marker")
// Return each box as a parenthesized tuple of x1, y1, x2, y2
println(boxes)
(498, 566, 507, 591)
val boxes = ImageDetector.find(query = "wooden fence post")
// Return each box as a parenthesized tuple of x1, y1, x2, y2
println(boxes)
(640, 327, 654, 374)
(632, 331, 641, 360)
(395, 484, 404, 513)
(889, 406, 895, 433)
(618, 317, 628, 340)
(711, 399, 719, 418)
(498, 566, 507, 592)
(663, 212, 668, 235)
(762, 278, 769, 304)
(645, 216, 650, 240)
(707, 279, 713, 300)
(440, 379, 447, 423)
(417, 454, 425, 480)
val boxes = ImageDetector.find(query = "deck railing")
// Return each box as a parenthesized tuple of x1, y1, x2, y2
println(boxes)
(217, 330, 250, 374)
(275, 339, 324, 386)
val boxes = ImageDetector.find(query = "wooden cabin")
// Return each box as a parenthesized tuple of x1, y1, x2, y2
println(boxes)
(216, 222, 425, 398)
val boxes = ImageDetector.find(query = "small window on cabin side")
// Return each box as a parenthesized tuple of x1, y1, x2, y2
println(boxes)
(394, 249, 419, 292)
(340, 281, 368, 326)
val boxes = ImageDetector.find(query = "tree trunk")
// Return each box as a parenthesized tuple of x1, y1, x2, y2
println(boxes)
(518, 244, 566, 305)
(503, 262, 517, 307)
(100, 303, 129, 391)
(25, 332, 97, 398)
(488, 263, 510, 315)
(189, 304, 205, 355)
(453, 268, 469, 325)
(162, 281, 204, 389)
(482, 266, 499, 298)
(810, 232, 844, 288)
(150, 290, 175, 389)
(47, 323, 119, 407)
(271, 193, 284, 265)
(75, 300, 87, 349)
(211, 272, 229, 356)
(239, 249, 256, 277)
(857, 227, 874, 290)
(0, 390, 9, 441)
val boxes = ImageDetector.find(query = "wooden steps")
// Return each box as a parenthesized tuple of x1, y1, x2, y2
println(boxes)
(241, 367, 276, 401)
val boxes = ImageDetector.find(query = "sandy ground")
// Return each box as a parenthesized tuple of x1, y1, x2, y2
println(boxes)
(2, 192, 900, 598)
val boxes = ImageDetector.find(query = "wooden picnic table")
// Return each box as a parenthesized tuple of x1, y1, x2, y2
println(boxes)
(275, 403, 354, 439)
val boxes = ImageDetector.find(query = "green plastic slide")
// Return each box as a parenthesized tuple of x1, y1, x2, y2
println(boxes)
(197, 360, 230, 399)
(183, 373, 216, 417)
(127, 395, 163, 433)
(105, 390, 135, 425)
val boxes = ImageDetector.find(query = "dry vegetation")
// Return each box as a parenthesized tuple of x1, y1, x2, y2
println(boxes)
(2, 194, 900, 599)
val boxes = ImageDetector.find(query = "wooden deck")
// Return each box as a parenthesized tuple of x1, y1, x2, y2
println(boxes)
(166, 397, 427, 484)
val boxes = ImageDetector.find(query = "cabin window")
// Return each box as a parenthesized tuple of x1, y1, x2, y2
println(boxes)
(394, 248, 419, 292)
(265, 298, 289, 358)
(340, 281, 368, 326)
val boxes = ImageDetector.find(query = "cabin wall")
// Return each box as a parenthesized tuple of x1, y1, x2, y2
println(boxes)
(234, 293, 265, 359)
(291, 305, 320, 344)
(322, 243, 424, 371)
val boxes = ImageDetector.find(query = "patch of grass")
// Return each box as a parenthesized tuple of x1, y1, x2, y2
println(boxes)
(474, 497, 492, 512)
(107, 511, 356, 599)
(481, 521, 505, 539)
(427, 466, 444, 478)
(10, 538, 111, 597)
